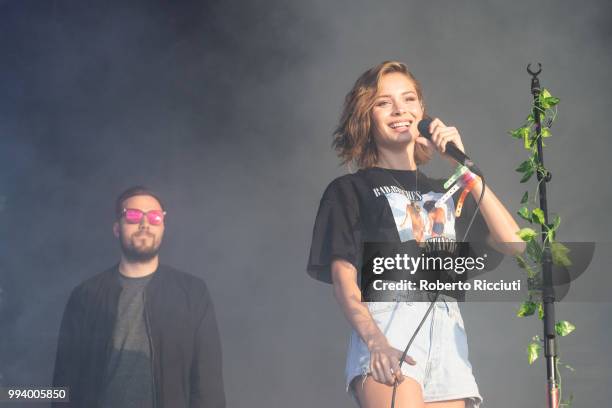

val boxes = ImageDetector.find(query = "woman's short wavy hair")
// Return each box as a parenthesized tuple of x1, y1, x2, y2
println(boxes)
(332, 61, 432, 169)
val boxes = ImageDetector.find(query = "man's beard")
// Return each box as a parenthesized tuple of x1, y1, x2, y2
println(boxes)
(120, 231, 161, 262)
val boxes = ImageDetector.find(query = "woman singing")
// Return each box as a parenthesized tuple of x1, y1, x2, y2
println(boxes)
(307, 61, 523, 408)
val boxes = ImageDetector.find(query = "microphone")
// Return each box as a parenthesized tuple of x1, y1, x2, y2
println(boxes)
(417, 117, 482, 177)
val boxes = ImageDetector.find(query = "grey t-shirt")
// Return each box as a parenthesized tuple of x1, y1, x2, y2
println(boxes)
(100, 273, 155, 408)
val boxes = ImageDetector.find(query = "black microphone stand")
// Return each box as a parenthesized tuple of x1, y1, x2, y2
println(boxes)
(527, 63, 559, 408)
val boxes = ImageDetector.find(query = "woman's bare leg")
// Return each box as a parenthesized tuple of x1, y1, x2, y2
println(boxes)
(353, 375, 425, 408)
(425, 399, 465, 408)
(352, 375, 468, 408)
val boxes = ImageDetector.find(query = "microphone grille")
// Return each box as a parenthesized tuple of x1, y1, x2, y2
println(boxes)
(417, 117, 433, 139)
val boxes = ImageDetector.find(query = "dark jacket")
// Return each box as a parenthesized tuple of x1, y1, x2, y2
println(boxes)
(52, 264, 225, 408)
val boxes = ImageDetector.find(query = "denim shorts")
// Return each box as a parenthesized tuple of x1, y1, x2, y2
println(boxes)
(345, 296, 482, 407)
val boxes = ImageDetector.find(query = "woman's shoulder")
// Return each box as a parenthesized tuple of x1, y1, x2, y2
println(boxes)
(320, 170, 369, 201)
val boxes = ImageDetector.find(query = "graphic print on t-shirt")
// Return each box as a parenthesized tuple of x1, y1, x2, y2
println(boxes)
(383, 190, 457, 243)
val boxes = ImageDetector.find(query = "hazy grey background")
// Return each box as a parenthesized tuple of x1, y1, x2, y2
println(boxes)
(1, 0, 611, 406)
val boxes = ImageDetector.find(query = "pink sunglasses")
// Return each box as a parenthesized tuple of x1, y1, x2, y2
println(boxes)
(121, 208, 166, 225)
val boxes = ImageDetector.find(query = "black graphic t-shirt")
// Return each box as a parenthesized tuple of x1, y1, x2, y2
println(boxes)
(307, 167, 490, 284)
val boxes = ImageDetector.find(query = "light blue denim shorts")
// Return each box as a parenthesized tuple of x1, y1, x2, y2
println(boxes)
(346, 295, 482, 407)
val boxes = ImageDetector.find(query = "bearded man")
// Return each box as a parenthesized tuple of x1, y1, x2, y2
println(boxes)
(52, 186, 225, 408)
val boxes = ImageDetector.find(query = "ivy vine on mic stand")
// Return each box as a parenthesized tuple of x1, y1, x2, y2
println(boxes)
(509, 70, 575, 407)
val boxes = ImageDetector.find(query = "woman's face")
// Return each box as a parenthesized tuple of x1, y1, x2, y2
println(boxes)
(371, 72, 424, 149)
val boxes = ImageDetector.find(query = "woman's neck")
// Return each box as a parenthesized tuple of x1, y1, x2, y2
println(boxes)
(375, 146, 417, 170)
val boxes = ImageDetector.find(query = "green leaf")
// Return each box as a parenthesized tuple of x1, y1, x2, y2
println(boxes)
(524, 132, 532, 149)
(527, 113, 535, 123)
(539, 89, 551, 107)
(525, 265, 539, 280)
(527, 239, 543, 263)
(537, 164, 549, 178)
(546, 216, 560, 241)
(551, 242, 572, 267)
(520, 127, 531, 139)
(525, 265, 540, 281)
(551, 215, 561, 231)
(528, 341, 541, 364)
(541, 127, 552, 138)
(517, 301, 537, 317)
(518, 206, 532, 222)
(516, 160, 533, 173)
(517, 256, 539, 278)
(545, 96, 560, 108)
(518, 227, 537, 242)
(510, 126, 531, 140)
(539, 89, 560, 109)
(521, 191, 529, 204)
(531, 208, 545, 225)
(520, 168, 534, 183)
(509, 128, 523, 139)
(555, 320, 575, 336)
(538, 302, 544, 320)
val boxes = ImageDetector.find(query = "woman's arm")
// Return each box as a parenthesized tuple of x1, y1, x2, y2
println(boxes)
(331, 258, 416, 386)
(470, 179, 526, 256)
(420, 117, 526, 256)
